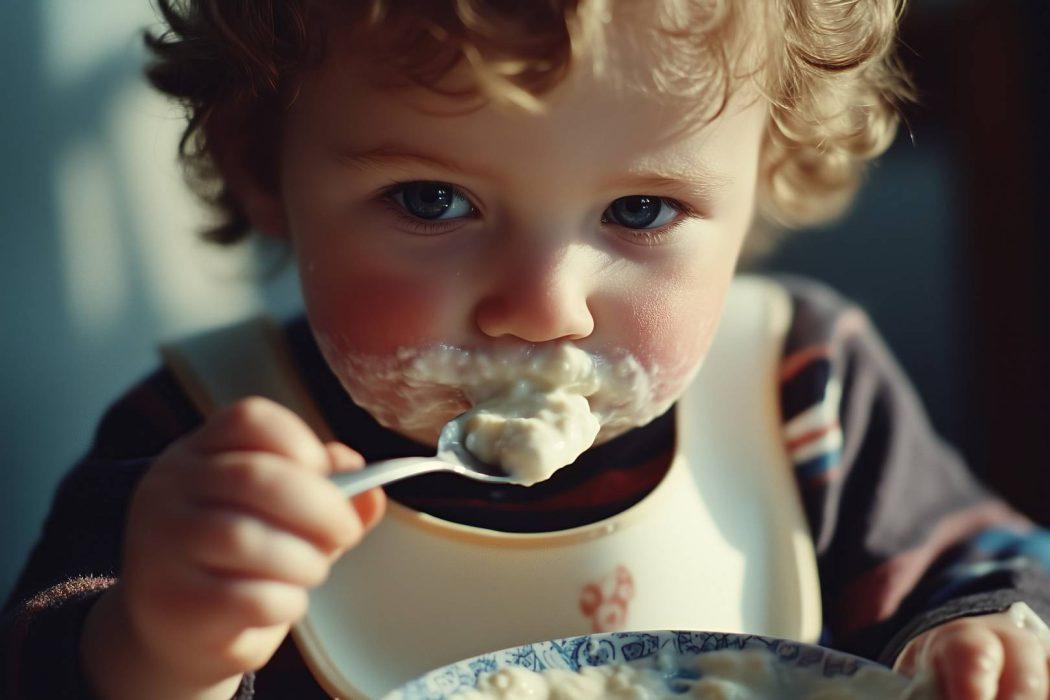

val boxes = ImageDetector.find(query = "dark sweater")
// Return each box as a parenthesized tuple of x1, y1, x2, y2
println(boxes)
(3, 277, 1048, 698)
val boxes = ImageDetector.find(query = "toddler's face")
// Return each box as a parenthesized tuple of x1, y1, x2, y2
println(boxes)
(270, 20, 768, 447)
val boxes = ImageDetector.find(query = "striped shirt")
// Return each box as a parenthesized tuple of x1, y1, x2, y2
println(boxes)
(2, 275, 1047, 698)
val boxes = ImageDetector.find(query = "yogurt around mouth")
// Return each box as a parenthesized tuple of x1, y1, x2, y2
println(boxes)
(315, 336, 692, 485)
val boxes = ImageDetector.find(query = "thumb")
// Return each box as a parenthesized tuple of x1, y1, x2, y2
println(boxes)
(325, 441, 366, 473)
(324, 442, 386, 532)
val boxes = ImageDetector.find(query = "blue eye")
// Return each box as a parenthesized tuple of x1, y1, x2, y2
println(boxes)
(391, 181, 474, 220)
(603, 196, 679, 229)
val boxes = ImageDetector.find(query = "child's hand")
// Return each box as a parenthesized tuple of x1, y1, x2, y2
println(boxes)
(118, 397, 385, 691)
(894, 609, 1050, 699)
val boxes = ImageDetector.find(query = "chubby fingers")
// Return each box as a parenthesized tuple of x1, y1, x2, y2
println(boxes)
(920, 616, 1049, 700)
(929, 621, 1005, 699)
(326, 441, 365, 473)
(992, 623, 1049, 699)
(324, 441, 387, 538)
(191, 401, 385, 531)
(188, 451, 365, 555)
(181, 508, 334, 589)
(190, 397, 331, 474)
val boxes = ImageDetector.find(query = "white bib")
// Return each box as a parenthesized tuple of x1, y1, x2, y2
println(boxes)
(162, 275, 822, 699)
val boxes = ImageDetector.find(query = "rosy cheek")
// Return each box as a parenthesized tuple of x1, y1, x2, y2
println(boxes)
(650, 295, 723, 371)
(301, 267, 449, 355)
(603, 273, 731, 393)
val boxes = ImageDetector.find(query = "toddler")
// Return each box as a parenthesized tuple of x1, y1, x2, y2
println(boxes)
(3, 1, 1049, 699)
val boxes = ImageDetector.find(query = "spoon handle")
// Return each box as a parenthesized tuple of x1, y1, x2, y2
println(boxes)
(329, 456, 452, 497)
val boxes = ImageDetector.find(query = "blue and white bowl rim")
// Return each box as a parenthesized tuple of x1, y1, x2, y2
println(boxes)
(385, 629, 887, 700)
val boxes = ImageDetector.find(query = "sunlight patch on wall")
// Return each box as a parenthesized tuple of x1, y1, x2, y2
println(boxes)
(44, 0, 158, 87)
(110, 82, 263, 335)
(56, 139, 128, 337)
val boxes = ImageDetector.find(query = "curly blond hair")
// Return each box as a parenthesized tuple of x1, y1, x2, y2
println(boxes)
(144, 0, 913, 247)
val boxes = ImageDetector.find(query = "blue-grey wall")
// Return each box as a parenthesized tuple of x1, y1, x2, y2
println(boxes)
(0, 0, 300, 604)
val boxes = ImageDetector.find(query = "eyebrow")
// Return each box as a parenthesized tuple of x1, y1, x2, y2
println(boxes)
(602, 170, 733, 204)
(335, 143, 732, 202)
(334, 143, 501, 182)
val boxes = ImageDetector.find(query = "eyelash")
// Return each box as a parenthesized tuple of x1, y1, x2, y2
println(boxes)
(377, 182, 698, 245)
(601, 201, 692, 247)
(378, 196, 474, 235)
(377, 183, 479, 235)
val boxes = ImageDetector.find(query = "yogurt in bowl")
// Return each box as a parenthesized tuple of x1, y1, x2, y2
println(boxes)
(383, 631, 937, 700)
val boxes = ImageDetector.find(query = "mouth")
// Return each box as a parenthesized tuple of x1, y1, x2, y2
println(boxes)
(321, 336, 676, 458)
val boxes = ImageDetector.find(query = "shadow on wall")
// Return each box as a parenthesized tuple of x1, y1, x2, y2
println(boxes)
(0, 2, 299, 603)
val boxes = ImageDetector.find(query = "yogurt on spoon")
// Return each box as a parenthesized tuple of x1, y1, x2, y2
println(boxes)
(454, 347, 602, 485)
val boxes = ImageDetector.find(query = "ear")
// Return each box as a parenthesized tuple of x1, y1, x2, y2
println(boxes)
(205, 107, 289, 239)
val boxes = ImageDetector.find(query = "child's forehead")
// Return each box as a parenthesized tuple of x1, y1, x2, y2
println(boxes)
(287, 45, 767, 201)
(280, 1, 770, 195)
(304, 59, 761, 144)
(315, 0, 765, 123)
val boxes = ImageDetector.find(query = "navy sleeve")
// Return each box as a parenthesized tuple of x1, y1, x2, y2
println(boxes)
(775, 275, 1050, 665)
(0, 369, 243, 699)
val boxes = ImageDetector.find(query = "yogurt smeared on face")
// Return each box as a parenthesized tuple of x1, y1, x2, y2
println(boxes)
(315, 337, 687, 485)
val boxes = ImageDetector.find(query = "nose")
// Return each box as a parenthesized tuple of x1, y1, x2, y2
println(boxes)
(474, 242, 595, 343)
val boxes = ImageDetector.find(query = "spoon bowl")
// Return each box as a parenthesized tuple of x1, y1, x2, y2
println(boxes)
(328, 413, 519, 498)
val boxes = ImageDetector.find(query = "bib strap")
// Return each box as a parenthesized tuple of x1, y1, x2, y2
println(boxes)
(160, 316, 335, 442)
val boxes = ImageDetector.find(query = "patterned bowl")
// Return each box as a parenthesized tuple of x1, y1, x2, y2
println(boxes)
(382, 630, 921, 699)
